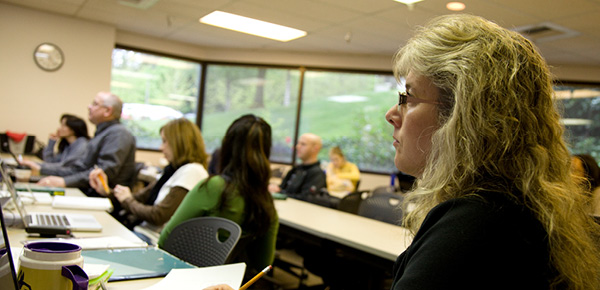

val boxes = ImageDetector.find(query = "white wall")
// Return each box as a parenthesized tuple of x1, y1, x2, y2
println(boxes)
(0, 3, 115, 142)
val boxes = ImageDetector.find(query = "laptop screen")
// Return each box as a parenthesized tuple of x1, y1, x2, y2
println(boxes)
(0, 205, 19, 290)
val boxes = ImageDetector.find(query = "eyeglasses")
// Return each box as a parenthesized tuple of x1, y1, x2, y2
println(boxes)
(90, 101, 107, 108)
(398, 91, 440, 110)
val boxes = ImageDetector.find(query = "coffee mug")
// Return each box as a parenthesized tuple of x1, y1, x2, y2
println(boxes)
(18, 242, 88, 290)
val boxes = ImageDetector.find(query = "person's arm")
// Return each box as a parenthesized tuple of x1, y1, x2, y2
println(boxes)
(299, 167, 326, 193)
(246, 212, 279, 270)
(59, 137, 88, 167)
(278, 168, 294, 192)
(63, 127, 135, 188)
(42, 139, 59, 162)
(121, 186, 189, 226)
(158, 177, 225, 247)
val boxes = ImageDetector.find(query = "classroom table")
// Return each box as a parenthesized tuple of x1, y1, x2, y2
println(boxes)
(5, 188, 163, 289)
(274, 197, 412, 288)
(275, 197, 411, 261)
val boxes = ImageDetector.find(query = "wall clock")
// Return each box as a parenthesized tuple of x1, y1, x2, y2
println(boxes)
(33, 43, 64, 72)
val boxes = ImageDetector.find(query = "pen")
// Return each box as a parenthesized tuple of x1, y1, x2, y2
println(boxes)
(94, 165, 110, 194)
(238, 265, 272, 290)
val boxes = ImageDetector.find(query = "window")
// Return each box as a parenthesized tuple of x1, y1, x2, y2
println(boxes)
(556, 83, 600, 160)
(111, 47, 600, 173)
(111, 48, 201, 149)
(203, 64, 301, 163)
(299, 70, 398, 173)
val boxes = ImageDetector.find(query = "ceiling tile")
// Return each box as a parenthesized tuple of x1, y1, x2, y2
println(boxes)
(2, 0, 600, 67)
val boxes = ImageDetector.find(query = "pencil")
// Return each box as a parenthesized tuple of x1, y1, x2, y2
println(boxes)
(94, 165, 110, 194)
(238, 265, 272, 290)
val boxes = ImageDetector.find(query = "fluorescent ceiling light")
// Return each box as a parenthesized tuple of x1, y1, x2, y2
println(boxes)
(200, 11, 307, 42)
(446, 2, 466, 11)
(393, 0, 424, 5)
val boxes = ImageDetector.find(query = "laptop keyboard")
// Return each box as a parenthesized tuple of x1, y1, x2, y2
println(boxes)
(34, 214, 71, 227)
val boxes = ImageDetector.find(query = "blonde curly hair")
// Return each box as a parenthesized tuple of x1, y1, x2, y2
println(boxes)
(395, 14, 600, 289)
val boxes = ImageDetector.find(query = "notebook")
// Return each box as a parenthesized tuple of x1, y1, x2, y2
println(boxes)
(0, 205, 19, 290)
(82, 247, 195, 281)
(0, 164, 102, 234)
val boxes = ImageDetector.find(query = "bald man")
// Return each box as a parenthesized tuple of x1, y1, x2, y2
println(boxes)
(37, 92, 137, 197)
(269, 133, 326, 195)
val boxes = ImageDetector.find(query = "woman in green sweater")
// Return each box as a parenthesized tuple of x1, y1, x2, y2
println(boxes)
(158, 114, 278, 271)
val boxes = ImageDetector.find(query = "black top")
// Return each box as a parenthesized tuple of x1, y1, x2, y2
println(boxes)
(279, 161, 326, 195)
(392, 191, 555, 290)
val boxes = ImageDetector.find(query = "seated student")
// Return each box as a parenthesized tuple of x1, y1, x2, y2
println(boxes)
(325, 146, 360, 192)
(21, 114, 89, 170)
(158, 114, 278, 272)
(89, 118, 209, 239)
(36, 92, 137, 196)
(571, 154, 600, 217)
(268, 133, 326, 195)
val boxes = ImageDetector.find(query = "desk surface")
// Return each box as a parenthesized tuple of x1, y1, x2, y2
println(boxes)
(5, 188, 162, 289)
(274, 198, 412, 261)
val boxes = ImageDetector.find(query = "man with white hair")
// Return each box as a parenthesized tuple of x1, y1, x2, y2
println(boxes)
(37, 92, 137, 196)
(269, 133, 326, 195)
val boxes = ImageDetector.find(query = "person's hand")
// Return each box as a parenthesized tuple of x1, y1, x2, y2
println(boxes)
(37, 176, 65, 187)
(268, 183, 281, 193)
(89, 168, 110, 196)
(49, 131, 58, 141)
(19, 160, 41, 172)
(203, 285, 234, 290)
(113, 185, 133, 203)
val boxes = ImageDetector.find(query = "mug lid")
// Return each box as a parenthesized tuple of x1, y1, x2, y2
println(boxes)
(25, 242, 81, 253)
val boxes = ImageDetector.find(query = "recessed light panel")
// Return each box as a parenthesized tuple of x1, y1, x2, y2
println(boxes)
(200, 11, 307, 42)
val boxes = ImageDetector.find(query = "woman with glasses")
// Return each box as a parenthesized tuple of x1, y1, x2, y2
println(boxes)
(387, 14, 600, 289)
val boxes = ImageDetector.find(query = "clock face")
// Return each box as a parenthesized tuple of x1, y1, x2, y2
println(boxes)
(34, 43, 64, 72)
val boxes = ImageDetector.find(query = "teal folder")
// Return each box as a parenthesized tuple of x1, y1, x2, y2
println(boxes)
(82, 247, 195, 281)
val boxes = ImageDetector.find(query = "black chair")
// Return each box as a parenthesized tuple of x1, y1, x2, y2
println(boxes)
(371, 185, 397, 195)
(358, 192, 404, 225)
(337, 190, 368, 215)
(162, 216, 241, 267)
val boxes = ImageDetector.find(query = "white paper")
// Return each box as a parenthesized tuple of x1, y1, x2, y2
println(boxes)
(17, 191, 52, 205)
(84, 263, 110, 279)
(52, 195, 113, 211)
(141, 263, 246, 290)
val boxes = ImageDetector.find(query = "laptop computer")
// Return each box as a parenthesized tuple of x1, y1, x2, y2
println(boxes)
(0, 205, 19, 290)
(0, 164, 102, 235)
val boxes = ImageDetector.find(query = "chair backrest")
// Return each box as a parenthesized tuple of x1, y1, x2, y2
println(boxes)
(162, 216, 241, 267)
(371, 185, 397, 195)
(337, 190, 368, 215)
(358, 193, 403, 225)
